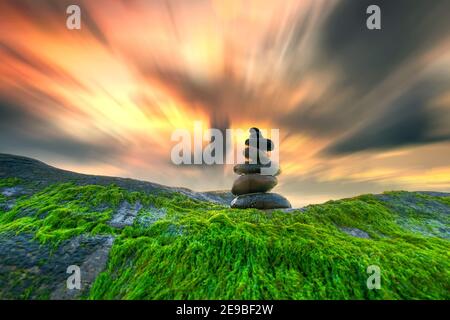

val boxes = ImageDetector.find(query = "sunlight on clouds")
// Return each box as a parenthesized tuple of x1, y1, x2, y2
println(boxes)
(0, 0, 449, 207)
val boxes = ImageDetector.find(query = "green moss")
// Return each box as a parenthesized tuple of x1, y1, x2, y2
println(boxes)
(0, 183, 123, 245)
(0, 177, 22, 188)
(0, 178, 449, 299)
(89, 193, 450, 300)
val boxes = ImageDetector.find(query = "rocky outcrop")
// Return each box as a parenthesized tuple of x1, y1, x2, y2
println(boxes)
(109, 201, 143, 228)
(0, 153, 232, 206)
(0, 233, 113, 299)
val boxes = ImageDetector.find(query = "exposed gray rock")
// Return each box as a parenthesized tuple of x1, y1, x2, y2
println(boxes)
(50, 236, 114, 300)
(1, 186, 23, 197)
(109, 201, 142, 228)
(0, 186, 31, 212)
(376, 192, 450, 239)
(172, 188, 233, 205)
(0, 200, 16, 211)
(279, 207, 307, 213)
(339, 227, 371, 239)
(0, 233, 114, 299)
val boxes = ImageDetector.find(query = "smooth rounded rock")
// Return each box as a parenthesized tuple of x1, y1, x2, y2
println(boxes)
(230, 193, 292, 209)
(249, 127, 261, 138)
(231, 174, 277, 195)
(244, 146, 271, 164)
(245, 138, 274, 151)
(233, 163, 280, 176)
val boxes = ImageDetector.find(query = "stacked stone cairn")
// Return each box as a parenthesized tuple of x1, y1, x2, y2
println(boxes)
(230, 128, 292, 209)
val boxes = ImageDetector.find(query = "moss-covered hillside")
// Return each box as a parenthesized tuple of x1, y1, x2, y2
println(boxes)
(0, 155, 449, 300)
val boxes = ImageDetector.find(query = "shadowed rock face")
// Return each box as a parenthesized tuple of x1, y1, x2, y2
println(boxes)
(0, 233, 113, 300)
(50, 236, 114, 300)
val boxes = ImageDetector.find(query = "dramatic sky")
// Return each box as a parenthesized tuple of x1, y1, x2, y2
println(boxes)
(1, 0, 449, 206)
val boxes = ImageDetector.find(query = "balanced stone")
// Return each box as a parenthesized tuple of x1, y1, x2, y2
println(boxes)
(231, 193, 292, 209)
(245, 138, 274, 151)
(230, 127, 292, 210)
(249, 127, 261, 138)
(231, 174, 277, 195)
(244, 146, 271, 164)
(246, 128, 274, 152)
(233, 163, 280, 176)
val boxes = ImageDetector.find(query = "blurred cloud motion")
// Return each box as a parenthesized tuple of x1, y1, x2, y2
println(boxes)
(0, 0, 449, 206)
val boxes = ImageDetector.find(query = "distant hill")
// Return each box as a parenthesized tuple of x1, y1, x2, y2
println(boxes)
(0, 153, 234, 205)
(0, 154, 448, 299)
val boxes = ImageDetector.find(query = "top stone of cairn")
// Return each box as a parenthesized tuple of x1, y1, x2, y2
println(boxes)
(245, 128, 274, 152)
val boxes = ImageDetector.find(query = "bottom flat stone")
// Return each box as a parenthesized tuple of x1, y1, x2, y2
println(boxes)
(230, 192, 292, 209)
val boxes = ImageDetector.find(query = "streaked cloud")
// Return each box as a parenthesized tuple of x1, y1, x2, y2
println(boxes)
(0, 0, 449, 206)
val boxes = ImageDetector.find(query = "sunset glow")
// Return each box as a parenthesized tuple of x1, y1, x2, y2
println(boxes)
(1, 0, 449, 206)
